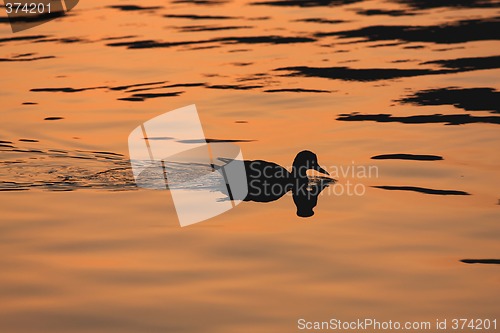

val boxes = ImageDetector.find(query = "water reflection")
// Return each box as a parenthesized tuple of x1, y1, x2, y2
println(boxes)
(460, 259, 500, 265)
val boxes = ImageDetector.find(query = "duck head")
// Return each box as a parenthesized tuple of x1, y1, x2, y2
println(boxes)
(291, 150, 329, 179)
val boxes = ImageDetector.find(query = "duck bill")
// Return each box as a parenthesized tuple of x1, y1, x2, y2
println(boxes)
(315, 165, 329, 176)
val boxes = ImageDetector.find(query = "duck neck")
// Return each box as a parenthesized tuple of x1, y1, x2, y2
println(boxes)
(291, 163, 309, 179)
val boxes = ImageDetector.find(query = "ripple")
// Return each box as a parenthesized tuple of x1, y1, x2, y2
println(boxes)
(460, 259, 500, 264)
(165, 14, 237, 20)
(390, 0, 500, 10)
(107, 35, 316, 49)
(0, 55, 55, 62)
(108, 5, 162, 11)
(117, 91, 184, 102)
(275, 55, 500, 82)
(251, 0, 363, 7)
(0, 35, 48, 43)
(175, 25, 253, 32)
(397, 87, 499, 114)
(373, 186, 470, 195)
(355, 9, 414, 16)
(315, 17, 500, 44)
(371, 154, 443, 161)
(337, 113, 500, 125)
(264, 88, 332, 93)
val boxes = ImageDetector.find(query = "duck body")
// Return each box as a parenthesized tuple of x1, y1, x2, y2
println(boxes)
(244, 159, 294, 202)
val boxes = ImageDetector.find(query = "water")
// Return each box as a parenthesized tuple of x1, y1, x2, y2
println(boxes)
(1, 1, 499, 332)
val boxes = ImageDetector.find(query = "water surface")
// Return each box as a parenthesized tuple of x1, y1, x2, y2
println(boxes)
(1, 1, 499, 332)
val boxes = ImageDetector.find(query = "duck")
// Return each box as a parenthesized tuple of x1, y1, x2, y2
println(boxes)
(243, 150, 334, 216)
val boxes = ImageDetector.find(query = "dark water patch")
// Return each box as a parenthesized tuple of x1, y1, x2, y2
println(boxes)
(434, 46, 465, 52)
(208, 71, 236, 77)
(109, 81, 168, 91)
(403, 45, 425, 49)
(0, 188, 29, 192)
(373, 186, 470, 195)
(117, 97, 145, 102)
(355, 9, 414, 16)
(19, 139, 39, 143)
(264, 88, 331, 93)
(131, 92, 184, 99)
(209, 35, 317, 45)
(391, 59, 418, 63)
(107, 39, 209, 49)
(172, 0, 229, 5)
(337, 113, 500, 125)
(44, 117, 64, 121)
(252, 0, 362, 7)
(65, 155, 93, 160)
(0, 11, 67, 24)
(275, 66, 436, 81)
(397, 87, 499, 114)
(232, 62, 253, 66)
(127, 83, 205, 93)
(11, 148, 45, 153)
(165, 14, 237, 20)
(100, 35, 138, 41)
(423, 55, 500, 71)
(315, 18, 500, 44)
(22, 102, 38, 105)
(236, 73, 270, 82)
(275, 55, 500, 82)
(249, 16, 271, 20)
(178, 139, 256, 144)
(183, 45, 220, 51)
(33, 37, 87, 44)
(176, 25, 252, 32)
(0, 55, 55, 62)
(371, 154, 443, 161)
(143, 137, 174, 141)
(461, 259, 500, 264)
(368, 42, 406, 48)
(107, 35, 316, 49)
(235, 121, 248, 123)
(77, 150, 124, 157)
(31, 86, 107, 93)
(12, 53, 35, 58)
(118, 91, 184, 102)
(296, 18, 347, 24)
(0, 35, 48, 43)
(108, 5, 162, 11)
(32, 81, 189, 100)
(390, 0, 500, 10)
(207, 84, 263, 90)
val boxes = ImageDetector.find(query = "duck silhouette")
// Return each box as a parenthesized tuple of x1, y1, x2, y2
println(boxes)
(135, 148, 333, 218)
(243, 150, 334, 217)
